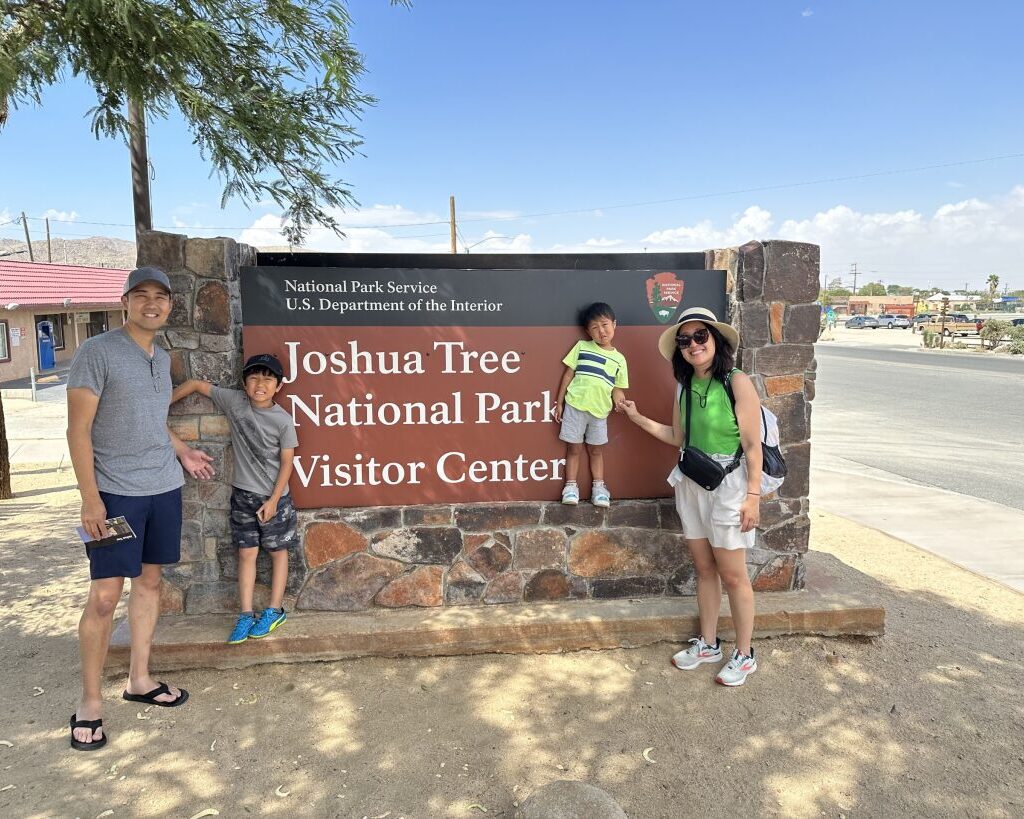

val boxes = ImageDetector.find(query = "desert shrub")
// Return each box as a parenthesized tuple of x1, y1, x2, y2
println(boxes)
(980, 319, 1010, 349)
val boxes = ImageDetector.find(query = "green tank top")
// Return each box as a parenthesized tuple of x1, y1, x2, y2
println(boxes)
(681, 374, 741, 455)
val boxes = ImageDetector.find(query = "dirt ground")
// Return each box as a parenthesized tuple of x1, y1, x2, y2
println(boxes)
(1, 463, 1022, 819)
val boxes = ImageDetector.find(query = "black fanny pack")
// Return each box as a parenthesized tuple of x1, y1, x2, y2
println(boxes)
(679, 446, 739, 491)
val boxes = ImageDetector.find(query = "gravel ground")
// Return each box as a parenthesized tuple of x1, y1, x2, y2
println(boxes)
(0, 463, 1022, 819)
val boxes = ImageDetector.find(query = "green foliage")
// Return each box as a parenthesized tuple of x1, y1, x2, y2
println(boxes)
(885, 284, 914, 296)
(980, 319, 1010, 349)
(1, 0, 405, 243)
(858, 282, 886, 296)
(921, 329, 937, 348)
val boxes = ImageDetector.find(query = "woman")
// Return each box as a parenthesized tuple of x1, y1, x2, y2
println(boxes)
(618, 307, 763, 686)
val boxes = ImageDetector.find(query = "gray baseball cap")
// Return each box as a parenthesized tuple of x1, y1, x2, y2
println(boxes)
(123, 266, 172, 295)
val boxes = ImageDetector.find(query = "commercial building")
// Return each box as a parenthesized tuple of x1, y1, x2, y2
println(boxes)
(0, 260, 127, 383)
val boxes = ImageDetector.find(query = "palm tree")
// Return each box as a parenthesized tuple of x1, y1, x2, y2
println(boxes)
(987, 274, 1000, 299)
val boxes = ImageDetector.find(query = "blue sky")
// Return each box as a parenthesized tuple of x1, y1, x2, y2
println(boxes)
(2, 0, 1023, 290)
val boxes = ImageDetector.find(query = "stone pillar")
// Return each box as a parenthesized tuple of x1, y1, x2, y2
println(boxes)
(707, 240, 819, 591)
(137, 230, 256, 613)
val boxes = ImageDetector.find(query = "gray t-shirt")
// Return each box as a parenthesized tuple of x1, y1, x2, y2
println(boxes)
(67, 328, 184, 496)
(211, 387, 298, 497)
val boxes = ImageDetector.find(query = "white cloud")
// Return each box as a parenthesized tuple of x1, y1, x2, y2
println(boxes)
(642, 206, 774, 248)
(239, 187, 1024, 288)
(801, 9, 813, 17)
(41, 208, 78, 223)
(239, 208, 530, 254)
(331, 204, 441, 228)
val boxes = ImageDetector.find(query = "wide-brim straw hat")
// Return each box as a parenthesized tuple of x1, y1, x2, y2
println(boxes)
(657, 307, 740, 361)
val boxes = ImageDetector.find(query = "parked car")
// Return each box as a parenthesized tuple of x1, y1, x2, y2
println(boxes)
(912, 313, 936, 325)
(877, 314, 911, 329)
(846, 315, 879, 329)
(1011, 318, 1024, 327)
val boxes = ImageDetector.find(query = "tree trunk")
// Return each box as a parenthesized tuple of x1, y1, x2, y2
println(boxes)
(128, 97, 152, 240)
(0, 394, 12, 500)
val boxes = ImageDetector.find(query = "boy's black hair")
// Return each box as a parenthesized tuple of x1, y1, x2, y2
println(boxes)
(243, 365, 282, 385)
(671, 323, 736, 385)
(580, 302, 616, 328)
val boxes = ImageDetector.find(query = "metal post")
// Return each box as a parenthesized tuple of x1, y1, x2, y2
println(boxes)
(449, 196, 457, 255)
(29, 366, 37, 402)
(21, 212, 34, 261)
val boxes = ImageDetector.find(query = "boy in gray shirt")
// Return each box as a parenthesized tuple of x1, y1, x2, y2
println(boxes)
(173, 353, 298, 643)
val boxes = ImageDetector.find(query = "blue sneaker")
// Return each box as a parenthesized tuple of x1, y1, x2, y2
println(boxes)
(249, 607, 287, 639)
(227, 612, 256, 645)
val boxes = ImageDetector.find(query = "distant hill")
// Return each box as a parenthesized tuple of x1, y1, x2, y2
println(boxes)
(0, 236, 136, 269)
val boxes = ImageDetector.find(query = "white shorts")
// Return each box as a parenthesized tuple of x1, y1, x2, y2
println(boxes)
(668, 454, 754, 551)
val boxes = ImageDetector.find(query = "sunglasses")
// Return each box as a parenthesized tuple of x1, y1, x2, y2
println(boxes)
(676, 328, 710, 348)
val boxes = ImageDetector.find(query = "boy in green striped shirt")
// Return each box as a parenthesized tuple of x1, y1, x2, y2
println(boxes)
(554, 302, 629, 507)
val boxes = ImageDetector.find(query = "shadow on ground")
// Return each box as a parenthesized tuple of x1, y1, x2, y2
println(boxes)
(0, 467, 1021, 818)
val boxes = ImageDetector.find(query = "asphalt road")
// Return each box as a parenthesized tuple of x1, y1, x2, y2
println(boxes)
(812, 346, 1024, 511)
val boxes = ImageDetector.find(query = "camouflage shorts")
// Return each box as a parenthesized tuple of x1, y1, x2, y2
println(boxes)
(229, 488, 297, 551)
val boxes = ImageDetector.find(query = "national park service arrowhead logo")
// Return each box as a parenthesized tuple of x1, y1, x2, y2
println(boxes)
(646, 272, 684, 323)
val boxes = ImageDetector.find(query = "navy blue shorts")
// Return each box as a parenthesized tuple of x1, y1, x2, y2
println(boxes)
(86, 488, 183, 580)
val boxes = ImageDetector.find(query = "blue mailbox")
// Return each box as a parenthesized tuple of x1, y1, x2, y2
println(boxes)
(37, 320, 55, 371)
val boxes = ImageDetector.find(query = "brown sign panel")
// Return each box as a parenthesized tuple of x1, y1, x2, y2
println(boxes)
(240, 260, 726, 508)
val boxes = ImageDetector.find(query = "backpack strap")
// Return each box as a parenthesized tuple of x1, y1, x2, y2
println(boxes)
(682, 375, 691, 449)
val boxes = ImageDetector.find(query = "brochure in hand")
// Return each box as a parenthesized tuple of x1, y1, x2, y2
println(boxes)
(76, 516, 137, 549)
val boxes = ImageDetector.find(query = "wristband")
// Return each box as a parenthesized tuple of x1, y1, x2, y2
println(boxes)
(746, 492, 760, 496)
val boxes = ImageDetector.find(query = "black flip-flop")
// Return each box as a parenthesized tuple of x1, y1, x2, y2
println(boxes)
(70, 713, 107, 752)
(121, 682, 189, 708)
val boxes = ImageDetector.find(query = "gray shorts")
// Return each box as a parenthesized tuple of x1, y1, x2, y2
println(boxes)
(559, 403, 608, 445)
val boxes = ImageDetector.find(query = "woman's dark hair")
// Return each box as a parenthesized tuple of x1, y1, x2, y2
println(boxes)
(579, 302, 616, 328)
(671, 322, 735, 385)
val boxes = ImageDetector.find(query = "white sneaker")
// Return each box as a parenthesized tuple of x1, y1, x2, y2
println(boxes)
(715, 649, 757, 686)
(671, 637, 722, 670)
(592, 483, 611, 508)
(561, 483, 579, 505)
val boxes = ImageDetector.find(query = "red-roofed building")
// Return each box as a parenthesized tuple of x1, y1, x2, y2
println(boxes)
(0, 260, 128, 382)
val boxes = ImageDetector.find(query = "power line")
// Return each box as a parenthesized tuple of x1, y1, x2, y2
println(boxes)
(10, 150, 1023, 233)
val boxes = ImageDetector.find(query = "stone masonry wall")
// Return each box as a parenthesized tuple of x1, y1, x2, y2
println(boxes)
(141, 231, 817, 614)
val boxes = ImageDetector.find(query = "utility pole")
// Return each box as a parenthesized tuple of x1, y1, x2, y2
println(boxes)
(128, 98, 153, 241)
(449, 195, 457, 255)
(45, 218, 52, 263)
(850, 263, 859, 296)
(20, 212, 34, 261)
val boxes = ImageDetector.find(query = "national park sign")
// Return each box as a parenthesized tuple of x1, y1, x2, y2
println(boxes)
(240, 255, 726, 507)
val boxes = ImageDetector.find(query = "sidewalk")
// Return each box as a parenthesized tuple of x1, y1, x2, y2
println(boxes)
(810, 453, 1024, 593)
(1, 395, 70, 465)
(0, 363, 71, 401)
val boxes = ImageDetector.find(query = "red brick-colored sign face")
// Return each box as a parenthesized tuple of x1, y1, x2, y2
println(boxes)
(241, 264, 726, 508)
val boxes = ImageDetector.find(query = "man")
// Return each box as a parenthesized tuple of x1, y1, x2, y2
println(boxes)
(66, 266, 215, 751)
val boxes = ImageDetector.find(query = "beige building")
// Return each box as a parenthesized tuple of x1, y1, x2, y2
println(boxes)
(0, 261, 127, 383)
(847, 295, 916, 316)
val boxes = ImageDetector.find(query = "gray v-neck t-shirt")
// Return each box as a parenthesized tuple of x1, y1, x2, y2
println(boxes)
(210, 387, 298, 496)
(68, 328, 184, 496)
